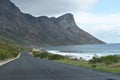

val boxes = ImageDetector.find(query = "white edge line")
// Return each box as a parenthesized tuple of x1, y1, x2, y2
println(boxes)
(0, 53, 21, 66)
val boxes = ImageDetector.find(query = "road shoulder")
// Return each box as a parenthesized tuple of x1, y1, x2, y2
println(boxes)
(0, 53, 21, 66)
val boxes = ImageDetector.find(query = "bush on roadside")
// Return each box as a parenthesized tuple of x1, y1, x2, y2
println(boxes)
(89, 57, 102, 63)
(89, 55, 120, 64)
(33, 51, 48, 58)
(91, 64, 97, 68)
(0, 39, 19, 60)
(48, 54, 65, 60)
(33, 51, 66, 60)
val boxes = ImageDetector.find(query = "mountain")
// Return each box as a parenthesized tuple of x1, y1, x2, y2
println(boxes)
(0, 0, 104, 46)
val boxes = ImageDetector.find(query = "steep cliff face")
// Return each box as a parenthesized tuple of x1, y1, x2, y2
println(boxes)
(0, 0, 104, 46)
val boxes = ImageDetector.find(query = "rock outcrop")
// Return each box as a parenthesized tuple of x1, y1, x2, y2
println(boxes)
(0, 0, 104, 46)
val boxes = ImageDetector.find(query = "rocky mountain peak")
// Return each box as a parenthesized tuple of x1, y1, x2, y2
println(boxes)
(0, 0, 20, 13)
(57, 13, 74, 21)
(0, 0, 104, 46)
(0, 0, 9, 3)
(38, 16, 49, 20)
(56, 13, 77, 29)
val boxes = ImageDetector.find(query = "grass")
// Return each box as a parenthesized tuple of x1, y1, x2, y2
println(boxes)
(32, 50, 120, 74)
(57, 56, 120, 74)
(0, 38, 21, 61)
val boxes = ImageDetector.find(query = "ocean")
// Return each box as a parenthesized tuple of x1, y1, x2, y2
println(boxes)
(42, 43, 120, 60)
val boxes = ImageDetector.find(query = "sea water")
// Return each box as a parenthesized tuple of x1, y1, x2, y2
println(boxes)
(42, 43, 120, 60)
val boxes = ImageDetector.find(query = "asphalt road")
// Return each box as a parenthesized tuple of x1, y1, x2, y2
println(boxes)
(0, 52, 120, 80)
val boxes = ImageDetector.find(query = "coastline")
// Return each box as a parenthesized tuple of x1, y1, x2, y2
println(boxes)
(43, 43, 120, 61)
(47, 50, 118, 61)
(32, 50, 120, 74)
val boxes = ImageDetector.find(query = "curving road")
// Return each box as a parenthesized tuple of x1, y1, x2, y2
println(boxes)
(0, 52, 120, 80)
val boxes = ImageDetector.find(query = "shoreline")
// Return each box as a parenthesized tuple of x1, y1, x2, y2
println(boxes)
(47, 50, 119, 61)
(32, 50, 120, 74)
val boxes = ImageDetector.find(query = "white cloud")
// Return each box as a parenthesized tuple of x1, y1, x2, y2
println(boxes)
(11, 0, 99, 16)
(72, 0, 99, 11)
(10, 0, 120, 43)
(75, 13, 120, 24)
(74, 12, 120, 43)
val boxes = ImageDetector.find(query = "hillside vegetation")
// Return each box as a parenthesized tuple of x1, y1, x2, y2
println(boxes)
(58, 55, 120, 74)
(0, 38, 20, 60)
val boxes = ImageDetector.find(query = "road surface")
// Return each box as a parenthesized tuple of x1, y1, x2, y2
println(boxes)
(0, 52, 120, 80)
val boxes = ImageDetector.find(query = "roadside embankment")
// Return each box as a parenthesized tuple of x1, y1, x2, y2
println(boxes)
(32, 50, 120, 74)
(0, 53, 21, 66)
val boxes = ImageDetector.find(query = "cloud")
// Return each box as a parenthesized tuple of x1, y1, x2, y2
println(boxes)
(72, 0, 99, 11)
(74, 12, 120, 43)
(75, 13, 120, 24)
(10, 0, 98, 16)
(10, 0, 120, 43)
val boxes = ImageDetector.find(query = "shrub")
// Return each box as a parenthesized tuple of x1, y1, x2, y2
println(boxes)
(48, 54, 64, 60)
(101, 55, 120, 63)
(89, 57, 102, 64)
(33, 51, 65, 60)
(0, 39, 20, 60)
(89, 55, 120, 64)
(91, 64, 97, 68)
(37, 52, 48, 58)
(104, 60, 113, 65)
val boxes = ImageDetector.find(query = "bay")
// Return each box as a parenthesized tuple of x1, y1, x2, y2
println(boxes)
(42, 43, 120, 60)
(44, 43, 120, 54)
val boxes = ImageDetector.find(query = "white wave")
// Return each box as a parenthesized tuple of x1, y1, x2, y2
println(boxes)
(47, 50, 98, 61)
(46, 50, 120, 61)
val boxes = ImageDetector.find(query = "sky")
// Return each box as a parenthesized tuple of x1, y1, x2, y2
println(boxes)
(11, 0, 120, 43)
